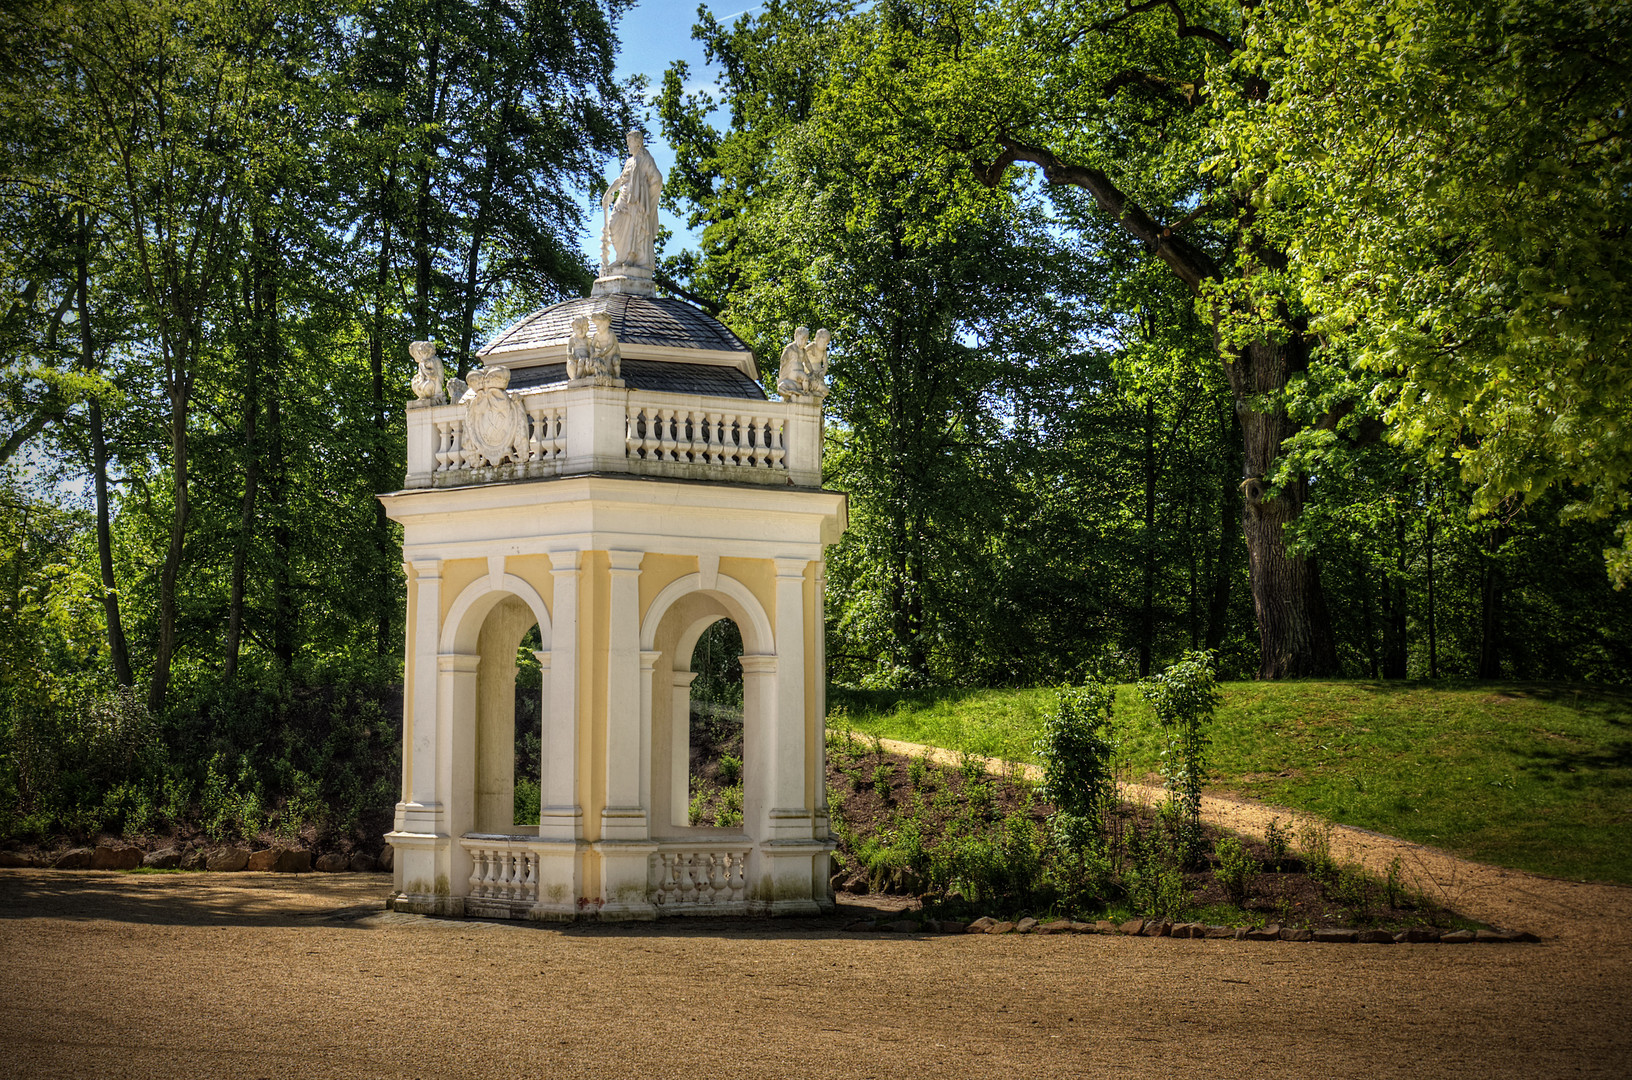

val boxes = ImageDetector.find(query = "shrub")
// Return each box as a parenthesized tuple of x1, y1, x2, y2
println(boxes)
(1214, 835, 1261, 907)
(1138, 651, 1219, 867)
(717, 754, 742, 787)
(1264, 816, 1291, 865)
(1035, 681, 1117, 839)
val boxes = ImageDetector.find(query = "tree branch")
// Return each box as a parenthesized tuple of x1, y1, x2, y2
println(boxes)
(972, 137, 1221, 291)
(1087, 0, 1239, 53)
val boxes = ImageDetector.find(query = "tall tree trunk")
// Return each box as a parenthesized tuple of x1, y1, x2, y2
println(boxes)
(225, 225, 274, 681)
(1139, 398, 1156, 677)
(1425, 507, 1438, 679)
(78, 208, 132, 687)
(1358, 557, 1380, 679)
(1477, 529, 1504, 679)
(1383, 515, 1409, 678)
(371, 217, 395, 660)
(1227, 336, 1338, 679)
(411, 9, 445, 341)
(1205, 410, 1241, 653)
(267, 390, 295, 670)
(149, 337, 192, 712)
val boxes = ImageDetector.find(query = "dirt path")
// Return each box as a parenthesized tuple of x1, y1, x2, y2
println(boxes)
(2, 868, 1630, 1080)
(878, 737, 1632, 949)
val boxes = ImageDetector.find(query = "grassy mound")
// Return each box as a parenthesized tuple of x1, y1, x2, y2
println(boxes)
(829, 681, 1632, 886)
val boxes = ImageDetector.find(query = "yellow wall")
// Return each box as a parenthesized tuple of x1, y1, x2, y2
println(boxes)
(638, 553, 694, 625)
(720, 556, 777, 639)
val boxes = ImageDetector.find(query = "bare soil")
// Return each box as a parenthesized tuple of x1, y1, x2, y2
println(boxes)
(0, 738, 1627, 1078)
(832, 743, 1449, 931)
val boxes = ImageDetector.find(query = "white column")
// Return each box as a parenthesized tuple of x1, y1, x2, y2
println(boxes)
(602, 549, 646, 840)
(739, 654, 777, 843)
(669, 670, 699, 826)
(437, 652, 480, 910)
(813, 558, 830, 832)
(770, 557, 811, 840)
(531, 649, 551, 836)
(541, 550, 582, 842)
(403, 558, 442, 827)
(639, 649, 661, 829)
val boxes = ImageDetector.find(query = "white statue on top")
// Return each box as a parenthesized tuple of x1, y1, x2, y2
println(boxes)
(408, 341, 445, 407)
(588, 310, 622, 382)
(566, 315, 592, 381)
(600, 130, 663, 282)
(777, 326, 832, 402)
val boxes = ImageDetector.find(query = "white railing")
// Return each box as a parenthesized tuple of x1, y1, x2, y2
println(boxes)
(461, 835, 539, 908)
(625, 404, 785, 472)
(652, 845, 750, 911)
(430, 398, 567, 480)
(405, 382, 822, 490)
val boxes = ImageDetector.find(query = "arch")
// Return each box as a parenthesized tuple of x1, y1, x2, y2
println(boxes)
(440, 572, 552, 655)
(640, 571, 773, 656)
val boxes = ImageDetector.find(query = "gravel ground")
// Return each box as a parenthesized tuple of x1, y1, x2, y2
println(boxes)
(2, 745, 1628, 1079)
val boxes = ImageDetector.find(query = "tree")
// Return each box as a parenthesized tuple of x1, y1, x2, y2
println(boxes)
(1212, 0, 1632, 586)
(848, 0, 1343, 677)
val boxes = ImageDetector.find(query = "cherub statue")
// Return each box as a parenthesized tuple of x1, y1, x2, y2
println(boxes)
(804, 328, 831, 400)
(777, 326, 832, 401)
(409, 341, 445, 407)
(588, 310, 621, 381)
(566, 315, 592, 382)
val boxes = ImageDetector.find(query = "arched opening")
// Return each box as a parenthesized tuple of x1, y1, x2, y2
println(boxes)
(685, 618, 744, 827)
(473, 595, 542, 835)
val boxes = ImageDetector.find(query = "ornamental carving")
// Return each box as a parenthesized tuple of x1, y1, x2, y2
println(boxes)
(776, 327, 831, 402)
(462, 366, 529, 467)
(409, 341, 445, 407)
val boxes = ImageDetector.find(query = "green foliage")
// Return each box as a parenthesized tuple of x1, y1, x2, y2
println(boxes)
(1035, 682, 1118, 833)
(1216, 0, 1632, 585)
(1212, 835, 1260, 907)
(1263, 816, 1290, 865)
(1139, 652, 1219, 866)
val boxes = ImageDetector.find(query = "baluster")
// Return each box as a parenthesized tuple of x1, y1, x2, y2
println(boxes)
(767, 417, 786, 469)
(707, 853, 728, 903)
(637, 405, 656, 459)
(468, 847, 484, 896)
(661, 853, 679, 904)
(684, 853, 703, 904)
(701, 412, 720, 465)
(725, 414, 741, 466)
(679, 409, 696, 462)
(549, 408, 565, 459)
(731, 851, 748, 901)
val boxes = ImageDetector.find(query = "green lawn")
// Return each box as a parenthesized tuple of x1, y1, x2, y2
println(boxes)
(828, 681, 1632, 886)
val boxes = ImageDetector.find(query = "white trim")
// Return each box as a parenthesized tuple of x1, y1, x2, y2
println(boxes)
(438, 572, 552, 655)
(639, 571, 774, 656)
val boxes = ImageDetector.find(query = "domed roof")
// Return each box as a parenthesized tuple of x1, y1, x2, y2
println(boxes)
(479, 293, 750, 359)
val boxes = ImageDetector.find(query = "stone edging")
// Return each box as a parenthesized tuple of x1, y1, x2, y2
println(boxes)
(0, 842, 393, 874)
(845, 914, 1540, 943)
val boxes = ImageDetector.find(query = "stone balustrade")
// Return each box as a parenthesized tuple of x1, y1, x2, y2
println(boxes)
(652, 843, 751, 913)
(460, 835, 540, 918)
(406, 382, 822, 490)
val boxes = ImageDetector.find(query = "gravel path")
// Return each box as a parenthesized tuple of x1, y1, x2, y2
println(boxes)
(1, 868, 1628, 1079)
(1, 747, 1628, 1079)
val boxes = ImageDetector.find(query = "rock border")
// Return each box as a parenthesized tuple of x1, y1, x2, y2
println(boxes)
(843, 914, 1540, 943)
(0, 842, 392, 875)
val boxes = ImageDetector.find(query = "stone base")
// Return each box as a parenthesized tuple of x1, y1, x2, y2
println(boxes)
(592, 268, 655, 297)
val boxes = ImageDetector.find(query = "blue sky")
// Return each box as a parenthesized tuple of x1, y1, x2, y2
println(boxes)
(576, 1, 764, 266)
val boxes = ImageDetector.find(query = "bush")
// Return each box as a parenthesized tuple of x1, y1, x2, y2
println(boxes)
(1214, 835, 1261, 907)
(1035, 681, 1117, 837)
(1138, 651, 1219, 867)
